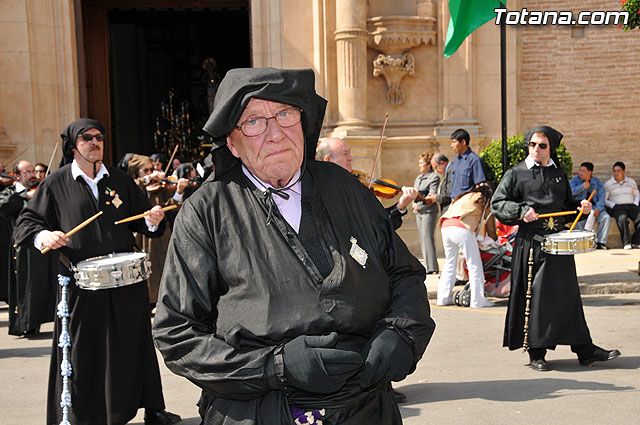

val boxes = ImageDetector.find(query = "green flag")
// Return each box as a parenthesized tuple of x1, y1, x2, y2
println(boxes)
(444, 0, 502, 57)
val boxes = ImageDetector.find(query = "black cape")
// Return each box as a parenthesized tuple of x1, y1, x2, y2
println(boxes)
(14, 164, 167, 425)
(491, 160, 592, 350)
(153, 161, 435, 424)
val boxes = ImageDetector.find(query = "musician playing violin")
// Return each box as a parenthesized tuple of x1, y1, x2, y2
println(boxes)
(315, 137, 419, 231)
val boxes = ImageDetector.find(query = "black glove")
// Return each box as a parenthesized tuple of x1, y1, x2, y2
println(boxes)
(360, 328, 413, 388)
(282, 332, 362, 394)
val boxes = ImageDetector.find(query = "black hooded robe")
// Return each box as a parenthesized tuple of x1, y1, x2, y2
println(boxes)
(14, 164, 167, 425)
(491, 140, 592, 351)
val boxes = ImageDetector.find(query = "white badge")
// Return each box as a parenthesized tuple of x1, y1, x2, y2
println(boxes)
(349, 236, 368, 268)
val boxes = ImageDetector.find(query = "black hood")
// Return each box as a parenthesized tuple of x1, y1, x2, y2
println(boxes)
(524, 125, 563, 165)
(60, 118, 106, 167)
(202, 68, 327, 179)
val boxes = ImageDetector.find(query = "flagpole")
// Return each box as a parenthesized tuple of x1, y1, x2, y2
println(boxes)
(500, 1, 508, 174)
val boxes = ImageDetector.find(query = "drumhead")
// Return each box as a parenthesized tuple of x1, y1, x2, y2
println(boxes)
(547, 230, 595, 240)
(75, 252, 148, 269)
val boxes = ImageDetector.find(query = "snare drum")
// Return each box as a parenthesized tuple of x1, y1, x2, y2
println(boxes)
(73, 252, 151, 290)
(541, 230, 596, 255)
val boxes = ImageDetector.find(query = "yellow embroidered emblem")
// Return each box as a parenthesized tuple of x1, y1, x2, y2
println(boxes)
(543, 217, 559, 231)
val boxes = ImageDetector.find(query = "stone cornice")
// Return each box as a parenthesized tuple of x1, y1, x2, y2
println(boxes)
(367, 15, 436, 55)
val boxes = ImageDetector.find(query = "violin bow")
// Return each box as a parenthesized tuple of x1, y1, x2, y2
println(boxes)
(45, 141, 59, 178)
(7, 148, 28, 169)
(164, 144, 180, 176)
(367, 113, 389, 190)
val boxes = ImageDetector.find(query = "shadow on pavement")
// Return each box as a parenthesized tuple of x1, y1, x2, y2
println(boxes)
(0, 346, 51, 359)
(581, 295, 640, 306)
(398, 374, 635, 414)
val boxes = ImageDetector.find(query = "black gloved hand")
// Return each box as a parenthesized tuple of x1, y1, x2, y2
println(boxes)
(282, 332, 362, 394)
(360, 328, 414, 388)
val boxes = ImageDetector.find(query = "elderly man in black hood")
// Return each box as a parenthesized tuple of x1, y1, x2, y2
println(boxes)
(152, 68, 435, 424)
(492, 126, 620, 372)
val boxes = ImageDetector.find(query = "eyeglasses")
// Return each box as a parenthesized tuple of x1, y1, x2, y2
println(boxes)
(35, 169, 46, 173)
(140, 167, 153, 174)
(528, 141, 548, 150)
(79, 133, 105, 142)
(234, 107, 303, 137)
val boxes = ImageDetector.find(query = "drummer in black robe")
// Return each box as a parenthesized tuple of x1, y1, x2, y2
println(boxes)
(152, 68, 435, 424)
(13, 119, 180, 425)
(491, 125, 621, 371)
(1, 160, 57, 336)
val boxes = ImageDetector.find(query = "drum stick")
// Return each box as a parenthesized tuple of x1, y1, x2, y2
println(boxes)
(114, 204, 178, 225)
(569, 189, 596, 232)
(537, 211, 577, 218)
(41, 211, 103, 254)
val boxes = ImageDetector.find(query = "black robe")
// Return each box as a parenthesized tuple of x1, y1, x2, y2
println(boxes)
(153, 161, 435, 424)
(14, 164, 167, 425)
(0, 185, 57, 335)
(491, 161, 592, 350)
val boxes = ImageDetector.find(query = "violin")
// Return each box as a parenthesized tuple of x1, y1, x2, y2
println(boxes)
(352, 170, 430, 203)
(146, 176, 199, 192)
(352, 170, 400, 199)
(0, 172, 18, 186)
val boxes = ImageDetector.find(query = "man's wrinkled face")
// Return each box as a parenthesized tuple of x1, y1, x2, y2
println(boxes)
(528, 132, 551, 165)
(578, 166, 592, 182)
(226, 98, 304, 187)
(74, 128, 104, 163)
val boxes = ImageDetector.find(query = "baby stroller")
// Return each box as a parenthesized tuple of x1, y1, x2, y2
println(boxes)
(453, 220, 517, 307)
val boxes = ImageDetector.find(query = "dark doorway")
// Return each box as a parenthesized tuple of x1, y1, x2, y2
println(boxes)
(107, 7, 250, 164)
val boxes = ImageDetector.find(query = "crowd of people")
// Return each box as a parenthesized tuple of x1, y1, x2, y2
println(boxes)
(0, 67, 627, 424)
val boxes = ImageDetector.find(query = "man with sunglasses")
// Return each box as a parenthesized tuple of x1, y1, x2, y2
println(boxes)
(153, 68, 435, 425)
(14, 119, 180, 425)
(492, 126, 620, 372)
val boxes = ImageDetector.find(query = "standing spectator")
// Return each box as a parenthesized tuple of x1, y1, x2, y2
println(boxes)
(427, 153, 451, 213)
(448, 129, 486, 199)
(413, 152, 440, 274)
(570, 162, 610, 249)
(604, 161, 640, 249)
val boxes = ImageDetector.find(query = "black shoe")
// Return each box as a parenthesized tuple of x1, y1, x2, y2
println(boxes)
(596, 243, 608, 250)
(578, 346, 621, 366)
(529, 359, 549, 371)
(144, 409, 181, 425)
(392, 389, 407, 403)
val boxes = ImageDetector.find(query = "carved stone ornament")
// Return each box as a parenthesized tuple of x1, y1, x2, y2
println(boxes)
(372, 53, 415, 105)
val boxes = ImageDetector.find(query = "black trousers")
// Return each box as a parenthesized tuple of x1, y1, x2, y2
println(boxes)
(608, 204, 640, 245)
(528, 344, 595, 361)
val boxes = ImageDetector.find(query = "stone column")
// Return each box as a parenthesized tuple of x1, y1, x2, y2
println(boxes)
(334, 0, 369, 129)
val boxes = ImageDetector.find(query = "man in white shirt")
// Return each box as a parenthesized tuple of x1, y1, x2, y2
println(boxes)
(604, 161, 640, 249)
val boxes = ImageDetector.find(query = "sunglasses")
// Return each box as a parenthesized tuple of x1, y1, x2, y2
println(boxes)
(80, 133, 105, 142)
(528, 141, 548, 150)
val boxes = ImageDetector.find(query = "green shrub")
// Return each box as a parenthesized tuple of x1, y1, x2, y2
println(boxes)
(479, 133, 573, 185)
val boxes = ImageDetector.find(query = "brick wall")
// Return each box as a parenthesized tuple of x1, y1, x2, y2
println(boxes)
(518, 1, 640, 183)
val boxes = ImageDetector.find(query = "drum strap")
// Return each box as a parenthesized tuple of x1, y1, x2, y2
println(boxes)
(58, 253, 73, 272)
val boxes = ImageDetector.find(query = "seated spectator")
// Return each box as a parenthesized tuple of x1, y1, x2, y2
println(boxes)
(570, 162, 610, 249)
(604, 161, 640, 249)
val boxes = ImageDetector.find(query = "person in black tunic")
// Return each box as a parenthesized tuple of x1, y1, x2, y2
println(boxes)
(1, 160, 57, 336)
(152, 68, 435, 425)
(491, 126, 621, 371)
(13, 119, 180, 425)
